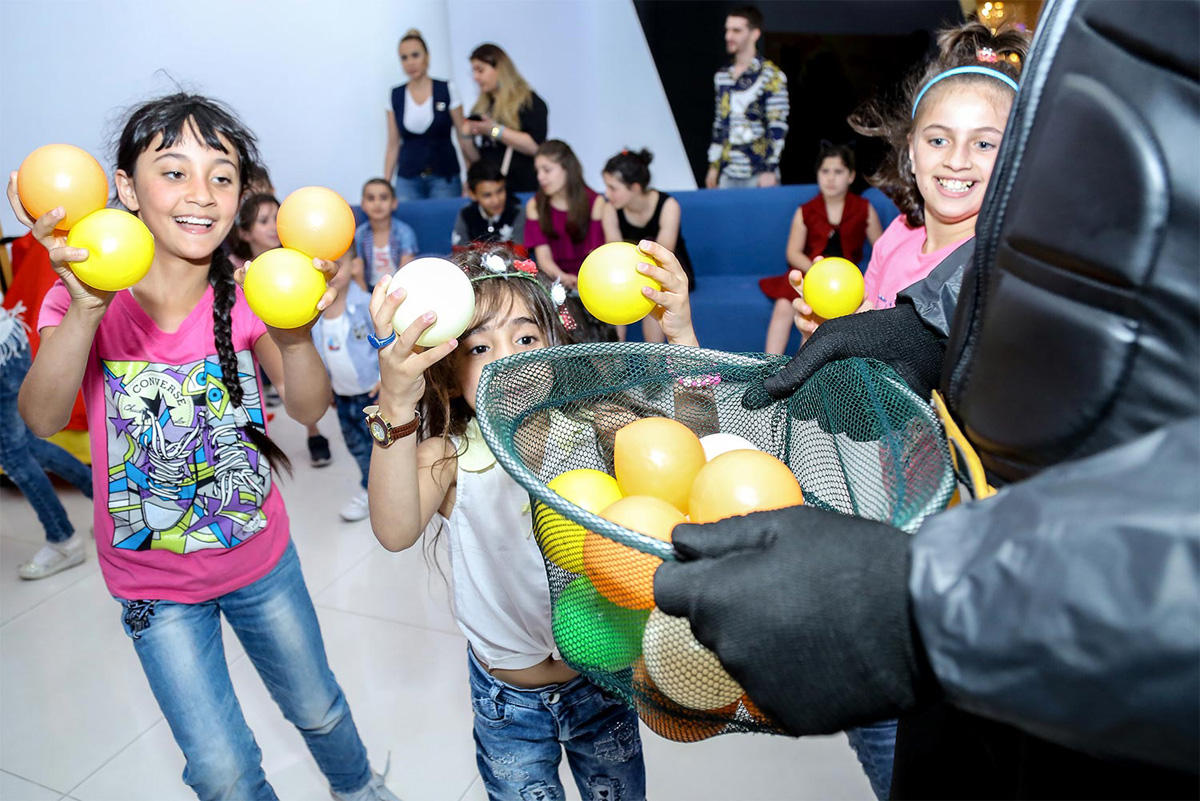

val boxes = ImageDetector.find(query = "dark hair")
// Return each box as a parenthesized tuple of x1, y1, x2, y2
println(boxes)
(399, 28, 427, 53)
(534, 140, 590, 244)
(420, 244, 573, 445)
(362, 177, 395, 198)
(849, 20, 1029, 227)
(230, 193, 280, 261)
(114, 92, 291, 475)
(245, 163, 272, 194)
(728, 4, 763, 31)
(815, 141, 855, 174)
(603, 148, 653, 190)
(467, 159, 506, 191)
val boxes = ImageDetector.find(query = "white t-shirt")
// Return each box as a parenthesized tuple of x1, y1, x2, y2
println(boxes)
(397, 80, 460, 135)
(318, 313, 373, 396)
(372, 244, 394, 281)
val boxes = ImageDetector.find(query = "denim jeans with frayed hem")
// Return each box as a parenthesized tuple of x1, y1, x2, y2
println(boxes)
(117, 541, 371, 800)
(468, 647, 646, 801)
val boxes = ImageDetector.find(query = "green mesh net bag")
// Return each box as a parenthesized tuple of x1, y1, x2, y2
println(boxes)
(474, 342, 955, 742)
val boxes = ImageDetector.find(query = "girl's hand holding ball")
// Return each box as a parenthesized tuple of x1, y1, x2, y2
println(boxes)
(368, 275, 459, 418)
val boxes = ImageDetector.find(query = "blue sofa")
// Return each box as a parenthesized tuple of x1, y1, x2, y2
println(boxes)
(354, 186, 898, 354)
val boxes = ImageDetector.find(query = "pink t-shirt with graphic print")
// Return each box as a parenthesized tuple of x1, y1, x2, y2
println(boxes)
(862, 216, 973, 310)
(40, 282, 290, 603)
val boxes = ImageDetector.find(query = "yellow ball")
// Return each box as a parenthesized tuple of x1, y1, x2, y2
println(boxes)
(65, 209, 154, 291)
(243, 248, 327, 329)
(276, 186, 356, 261)
(536, 469, 624, 573)
(578, 242, 661, 326)
(804, 257, 865, 319)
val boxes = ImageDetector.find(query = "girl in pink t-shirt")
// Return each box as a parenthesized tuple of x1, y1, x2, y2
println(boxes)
(790, 39, 1023, 337)
(9, 93, 396, 800)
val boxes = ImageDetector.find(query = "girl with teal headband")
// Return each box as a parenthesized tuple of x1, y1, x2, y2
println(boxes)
(790, 20, 1030, 797)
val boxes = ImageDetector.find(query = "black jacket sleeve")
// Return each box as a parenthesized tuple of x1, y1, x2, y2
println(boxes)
(909, 415, 1200, 772)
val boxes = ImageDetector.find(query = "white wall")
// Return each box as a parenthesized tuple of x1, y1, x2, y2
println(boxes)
(0, 0, 692, 237)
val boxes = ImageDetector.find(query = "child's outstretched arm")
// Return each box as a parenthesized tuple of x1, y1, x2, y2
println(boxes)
(6, 173, 113, 436)
(238, 257, 337, 427)
(634, 239, 699, 347)
(366, 279, 459, 551)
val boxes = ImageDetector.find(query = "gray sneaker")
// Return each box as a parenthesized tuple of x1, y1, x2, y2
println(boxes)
(18, 534, 86, 580)
(330, 770, 401, 801)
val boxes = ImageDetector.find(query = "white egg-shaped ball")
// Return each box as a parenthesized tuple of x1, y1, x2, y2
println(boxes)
(699, 432, 760, 461)
(387, 258, 476, 347)
(642, 608, 744, 710)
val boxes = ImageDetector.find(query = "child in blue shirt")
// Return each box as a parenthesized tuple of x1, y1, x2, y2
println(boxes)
(353, 178, 417, 287)
(311, 251, 381, 521)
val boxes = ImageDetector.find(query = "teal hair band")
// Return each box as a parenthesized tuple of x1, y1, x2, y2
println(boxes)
(911, 66, 1019, 118)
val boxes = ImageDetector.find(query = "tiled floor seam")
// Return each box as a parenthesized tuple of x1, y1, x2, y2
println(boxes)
(0, 767, 67, 797)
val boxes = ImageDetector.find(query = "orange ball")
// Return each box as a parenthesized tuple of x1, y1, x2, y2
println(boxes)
(276, 186, 356, 261)
(17, 144, 109, 231)
(583, 495, 682, 610)
(688, 449, 804, 523)
(614, 417, 706, 514)
(632, 658, 735, 743)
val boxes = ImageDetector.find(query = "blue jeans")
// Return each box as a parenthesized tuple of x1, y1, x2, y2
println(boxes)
(0, 345, 92, 542)
(846, 719, 898, 800)
(468, 648, 646, 801)
(117, 541, 371, 800)
(334, 392, 374, 490)
(394, 172, 462, 201)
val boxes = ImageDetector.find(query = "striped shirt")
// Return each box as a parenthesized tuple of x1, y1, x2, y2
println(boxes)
(707, 57, 790, 180)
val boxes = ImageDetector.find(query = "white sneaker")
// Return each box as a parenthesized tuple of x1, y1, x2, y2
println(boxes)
(339, 490, 370, 522)
(18, 534, 86, 580)
(330, 770, 401, 801)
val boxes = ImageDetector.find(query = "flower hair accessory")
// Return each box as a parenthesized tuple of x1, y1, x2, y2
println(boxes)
(550, 281, 576, 331)
(977, 47, 998, 63)
(483, 253, 507, 273)
(513, 258, 538, 274)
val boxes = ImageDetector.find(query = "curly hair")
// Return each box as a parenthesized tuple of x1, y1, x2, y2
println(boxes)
(848, 20, 1030, 228)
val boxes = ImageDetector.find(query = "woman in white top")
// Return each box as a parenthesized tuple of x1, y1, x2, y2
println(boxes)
(384, 29, 475, 200)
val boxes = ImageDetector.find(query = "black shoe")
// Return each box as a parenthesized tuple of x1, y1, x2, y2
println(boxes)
(308, 435, 332, 467)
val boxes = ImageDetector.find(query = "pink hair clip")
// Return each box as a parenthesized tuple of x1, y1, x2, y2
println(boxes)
(513, 258, 538, 274)
(558, 306, 577, 331)
(977, 47, 998, 63)
(677, 374, 721, 389)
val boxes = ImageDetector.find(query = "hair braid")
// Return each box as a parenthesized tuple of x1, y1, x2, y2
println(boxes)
(209, 249, 292, 475)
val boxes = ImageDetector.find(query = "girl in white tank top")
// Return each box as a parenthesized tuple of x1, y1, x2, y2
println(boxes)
(363, 243, 699, 799)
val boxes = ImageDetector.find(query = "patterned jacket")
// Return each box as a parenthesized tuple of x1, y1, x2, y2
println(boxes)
(707, 57, 790, 180)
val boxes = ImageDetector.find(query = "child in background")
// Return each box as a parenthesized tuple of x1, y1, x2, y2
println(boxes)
(524, 140, 606, 289)
(310, 250, 379, 522)
(1, 305, 94, 579)
(452, 159, 526, 248)
(365, 241, 696, 800)
(354, 178, 417, 288)
(788, 21, 1029, 799)
(9, 92, 397, 801)
(230, 192, 334, 467)
(601, 147, 695, 343)
(759, 142, 882, 353)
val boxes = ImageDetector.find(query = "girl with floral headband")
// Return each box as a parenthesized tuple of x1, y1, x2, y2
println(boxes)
(363, 241, 696, 800)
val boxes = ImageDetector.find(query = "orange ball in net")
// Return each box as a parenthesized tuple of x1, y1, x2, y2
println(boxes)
(276, 186, 356, 261)
(688, 449, 804, 523)
(582, 495, 682, 610)
(614, 417, 706, 514)
(632, 658, 735, 743)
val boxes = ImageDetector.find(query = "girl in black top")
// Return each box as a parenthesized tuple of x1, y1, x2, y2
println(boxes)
(460, 43, 548, 194)
(384, 29, 468, 200)
(601, 148, 695, 343)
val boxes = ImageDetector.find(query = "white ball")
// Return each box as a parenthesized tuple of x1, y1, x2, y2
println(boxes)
(699, 432, 759, 461)
(642, 608, 744, 710)
(387, 258, 476, 347)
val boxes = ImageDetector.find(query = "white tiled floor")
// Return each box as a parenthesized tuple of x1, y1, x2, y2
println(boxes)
(0, 408, 873, 800)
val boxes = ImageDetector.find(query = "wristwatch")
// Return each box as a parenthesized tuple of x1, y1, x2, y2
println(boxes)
(363, 405, 420, 447)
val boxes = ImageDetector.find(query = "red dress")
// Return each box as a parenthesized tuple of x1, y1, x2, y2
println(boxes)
(759, 193, 870, 300)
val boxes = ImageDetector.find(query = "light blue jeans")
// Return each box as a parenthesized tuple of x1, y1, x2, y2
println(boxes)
(468, 648, 646, 801)
(0, 345, 92, 542)
(117, 541, 371, 800)
(846, 719, 898, 800)
(394, 172, 462, 201)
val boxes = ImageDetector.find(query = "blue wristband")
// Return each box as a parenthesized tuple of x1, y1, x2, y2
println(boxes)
(368, 330, 396, 349)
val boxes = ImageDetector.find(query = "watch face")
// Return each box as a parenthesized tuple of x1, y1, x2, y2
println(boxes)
(369, 420, 388, 443)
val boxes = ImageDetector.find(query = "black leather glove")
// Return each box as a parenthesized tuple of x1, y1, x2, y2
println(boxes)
(743, 302, 946, 409)
(653, 505, 938, 736)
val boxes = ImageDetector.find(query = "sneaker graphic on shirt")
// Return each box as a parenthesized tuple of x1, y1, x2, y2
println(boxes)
(101, 351, 270, 554)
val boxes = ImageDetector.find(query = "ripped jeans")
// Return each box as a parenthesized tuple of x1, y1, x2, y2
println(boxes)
(468, 647, 646, 801)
